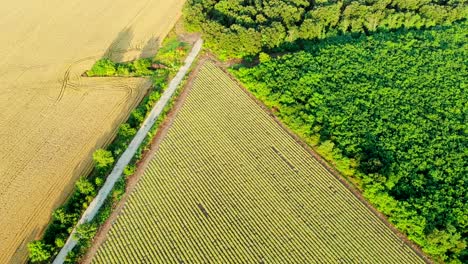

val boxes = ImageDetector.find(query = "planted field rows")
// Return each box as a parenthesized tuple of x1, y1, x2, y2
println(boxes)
(93, 62, 425, 263)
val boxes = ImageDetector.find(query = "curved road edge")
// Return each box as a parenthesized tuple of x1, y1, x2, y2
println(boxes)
(52, 38, 203, 264)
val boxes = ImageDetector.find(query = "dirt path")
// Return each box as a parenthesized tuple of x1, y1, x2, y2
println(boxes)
(52, 39, 203, 264)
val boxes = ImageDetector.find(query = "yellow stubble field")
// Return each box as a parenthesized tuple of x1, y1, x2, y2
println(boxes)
(0, 0, 186, 262)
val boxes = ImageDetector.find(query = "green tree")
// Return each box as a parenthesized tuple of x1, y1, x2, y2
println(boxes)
(123, 164, 136, 177)
(92, 149, 114, 174)
(74, 222, 98, 241)
(86, 59, 116, 76)
(75, 177, 96, 196)
(52, 207, 77, 228)
(425, 226, 466, 262)
(27, 241, 51, 263)
(184, 0, 467, 58)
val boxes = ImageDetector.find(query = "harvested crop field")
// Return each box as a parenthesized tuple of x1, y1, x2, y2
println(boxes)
(0, 0, 185, 262)
(92, 62, 426, 263)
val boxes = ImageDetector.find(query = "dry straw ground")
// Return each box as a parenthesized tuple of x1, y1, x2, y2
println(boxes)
(0, 0, 185, 262)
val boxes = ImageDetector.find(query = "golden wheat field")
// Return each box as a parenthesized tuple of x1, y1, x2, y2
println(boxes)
(0, 0, 185, 262)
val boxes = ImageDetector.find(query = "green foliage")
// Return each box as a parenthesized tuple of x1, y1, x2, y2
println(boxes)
(154, 37, 189, 68)
(55, 236, 66, 248)
(131, 58, 153, 76)
(92, 149, 115, 174)
(151, 69, 170, 87)
(27, 241, 51, 263)
(128, 108, 145, 128)
(74, 222, 98, 243)
(425, 226, 466, 262)
(111, 123, 137, 156)
(123, 164, 136, 177)
(184, 0, 468, 58)
(94, 198, 113, 226)
(234, 22, 468, 262)
(86, 36, 188, 80)
(95, 176, 104, 188)
(258, 52, 271, 64)
(87, 58, 154, 77)
(75, 177, 96, 196)
(86, 59, 116, 77)
(52, 207, 76, 229)
(158, 37, 184, 54)
(117, 122, 136, 139)
(112, 177, 126, 201)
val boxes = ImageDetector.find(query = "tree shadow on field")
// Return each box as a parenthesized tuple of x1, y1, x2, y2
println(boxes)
(103, 29, 162, 62)
(10, 227, 40, 263)
(140, 36, 160, 59)
(103, 27, 135, 63)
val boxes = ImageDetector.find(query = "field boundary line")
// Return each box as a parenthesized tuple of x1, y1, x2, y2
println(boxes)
(52, 38, 203, 264)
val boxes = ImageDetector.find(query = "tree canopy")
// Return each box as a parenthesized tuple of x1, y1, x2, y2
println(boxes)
(27, 241, 51, 263)
(92, 149, 115, 175)
(185, 0, 467, 58)
(234, 22, 468, 263)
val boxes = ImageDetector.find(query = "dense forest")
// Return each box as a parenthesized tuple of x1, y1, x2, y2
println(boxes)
(185, 0, 467, 58)
(233, 22, 467, 263)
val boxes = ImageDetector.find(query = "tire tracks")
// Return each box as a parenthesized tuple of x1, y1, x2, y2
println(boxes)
(56, 56, 98, 103)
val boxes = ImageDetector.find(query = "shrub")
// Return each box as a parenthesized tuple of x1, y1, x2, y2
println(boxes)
(131, 58, 153, 76)
(95, 176, 104, 188)
(123, 164, 136, 177)
(86, 59, 116, 76)
(55, 237, 65, 248)
(259, 52, 271, 63)
(74, 223, 97, 241)
(28, 241, 51, 263)
(75, 177, 96, 196)
(128, 108, 145, 128)
(92, 149, 114, 174)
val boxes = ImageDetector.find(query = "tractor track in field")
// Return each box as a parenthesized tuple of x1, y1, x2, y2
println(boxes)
(56, 56, 98, 103)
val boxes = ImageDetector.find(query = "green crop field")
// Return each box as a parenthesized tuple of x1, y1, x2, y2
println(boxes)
(93, 62, 425, 263)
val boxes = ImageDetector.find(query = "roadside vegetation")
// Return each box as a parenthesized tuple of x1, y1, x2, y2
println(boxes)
(86, 38, 188, 78)
(184, 1, 467, 263)
(27, 36, 191, 263)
